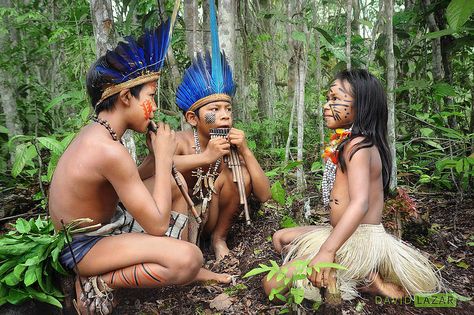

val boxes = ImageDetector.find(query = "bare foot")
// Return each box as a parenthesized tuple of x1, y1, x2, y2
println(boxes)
(195, 268, 233, 284)
(74, 276, 117, 314)
(360, 273, 407, 299)
(212, 236, 230, 261)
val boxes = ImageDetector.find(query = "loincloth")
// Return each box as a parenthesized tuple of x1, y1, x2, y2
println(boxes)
(59, 205, 188, 270)
(283, 223, 444, 301)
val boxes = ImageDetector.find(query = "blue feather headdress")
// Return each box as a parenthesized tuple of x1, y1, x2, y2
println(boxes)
(95, 19, 171, 105)
(176, 0, 235, 112)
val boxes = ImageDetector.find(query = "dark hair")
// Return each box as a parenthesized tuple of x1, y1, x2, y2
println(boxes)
(86, 56, 145, 114)
(335, 69, 392, 196)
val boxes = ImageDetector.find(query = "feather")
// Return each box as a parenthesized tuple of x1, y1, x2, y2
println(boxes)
(209, 0, 223, 92)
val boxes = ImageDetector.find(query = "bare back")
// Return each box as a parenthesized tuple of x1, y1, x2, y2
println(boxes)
(329, 140, 384, 226)
(49, 124, 128, 230)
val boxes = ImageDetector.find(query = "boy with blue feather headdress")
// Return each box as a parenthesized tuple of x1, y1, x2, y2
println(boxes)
(174, 0, 271, 261)
(47, 18, 229, 314)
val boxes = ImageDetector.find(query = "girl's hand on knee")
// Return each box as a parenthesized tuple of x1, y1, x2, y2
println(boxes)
(307, 250, 335, 288)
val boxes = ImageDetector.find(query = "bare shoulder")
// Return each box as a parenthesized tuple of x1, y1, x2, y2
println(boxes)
(175, 129, 194, 155)
(343, 136, 374, 161)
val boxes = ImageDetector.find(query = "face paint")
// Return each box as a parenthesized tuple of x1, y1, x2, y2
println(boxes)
(204, 112, 216, 125)
(323, 80, 354, 129)
(140, 99, 153, 120)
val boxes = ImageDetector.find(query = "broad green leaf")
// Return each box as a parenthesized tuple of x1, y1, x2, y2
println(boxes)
(446, 0, 474, 30)
(290, 287, 305, 304)
(11, 143, 29, 178)
(7, 288, 29, 305)
(37, 137, 63, 155)
(243, 267, 270, 278)
(423, 140, 443, 150)
(0, 125, 9, 134)
(61, 132, 76, 148)
(315, 27, 334, 44)
(13, 264, 26, 279)
(0, 260, 17, 277)
(271, 181, 286, 206)
(424, 28, 456, 40)
(433, 83, 456, 98)
(47, 154, 60, 182)
(24, 266, 37, 286)
(455, 159, 468, 173)
(44, 94, 72, 113)
(420, 128, 434, 137)
(3, 272, 21, 286)
(15, 218, 31, 234)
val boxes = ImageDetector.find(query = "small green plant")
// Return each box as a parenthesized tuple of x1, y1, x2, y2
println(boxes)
(243, 259, 346, 314)
(0, 216, 93, 308)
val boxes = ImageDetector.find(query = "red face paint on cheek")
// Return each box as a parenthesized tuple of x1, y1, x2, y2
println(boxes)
(140, 99, 153, 120)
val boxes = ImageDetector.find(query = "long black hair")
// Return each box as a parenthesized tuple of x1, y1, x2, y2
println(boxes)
(335, 69, 392, 196)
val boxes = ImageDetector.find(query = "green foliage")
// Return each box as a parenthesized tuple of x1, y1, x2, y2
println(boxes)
(244, 259, 346, 313)
(0, 216, 73, 308)
(446, 0, 474, 30)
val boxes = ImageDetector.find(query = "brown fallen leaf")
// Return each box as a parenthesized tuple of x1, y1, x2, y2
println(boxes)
(209, 293, 234, 311)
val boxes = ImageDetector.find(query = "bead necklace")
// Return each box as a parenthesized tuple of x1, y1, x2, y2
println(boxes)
(92, 115, 123, 145)
(191, 127, 221, 212)
(321, 128, 351, 207)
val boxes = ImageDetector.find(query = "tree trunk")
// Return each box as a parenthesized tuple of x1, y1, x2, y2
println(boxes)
(218, 0, 236, 71)
(352, 0, 360, 34)
(296, 46, 308, 193)
(366, 0, 384, 69)
(255, 0, 275, 121)
(345, 0, 352, 70)
(287, 1, 296, 103)
(90, 0, 136, 160)
(0, 0, 22, 150)
(313, 1, 324, 155)
(202, 1, 210, 49)
(184, 0, 200, 58)
(385, 0, 397, 190)
(235, 0, 250, 121)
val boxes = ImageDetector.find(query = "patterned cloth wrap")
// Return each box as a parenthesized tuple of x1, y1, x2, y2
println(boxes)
(60, 205, 188, 270)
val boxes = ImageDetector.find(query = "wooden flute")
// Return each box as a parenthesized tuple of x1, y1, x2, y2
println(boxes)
(210, 128, 251, 225)
(148, 122, 202, 224)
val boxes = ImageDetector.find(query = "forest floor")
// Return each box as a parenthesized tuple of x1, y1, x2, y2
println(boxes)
(0, 188, 473, 315)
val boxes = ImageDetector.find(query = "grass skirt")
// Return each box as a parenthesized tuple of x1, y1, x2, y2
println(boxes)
(283, 224, 443, 301)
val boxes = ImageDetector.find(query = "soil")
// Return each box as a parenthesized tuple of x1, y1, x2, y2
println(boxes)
(0, 189, 473, 315)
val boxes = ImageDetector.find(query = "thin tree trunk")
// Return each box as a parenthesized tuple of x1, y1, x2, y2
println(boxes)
(296, 46, 308, 193)
(202, 2, 210, 49)
(218, 0, 236, 71)
(184, 0, 199, 58)
(385, 0, 397, 190)
(90, 0, 136, 160)
(236, 0, 250, 121)
(0, 0, 22, 152)
(345, 0, 352, 70)
(287, 1, 296, 103)
(313, 1, 324, 155)
(366, 0, 384, 69)
(352, 0, 360, 33)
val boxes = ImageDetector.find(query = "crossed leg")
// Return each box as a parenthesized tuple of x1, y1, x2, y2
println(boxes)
(74, 233, 203, 313)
